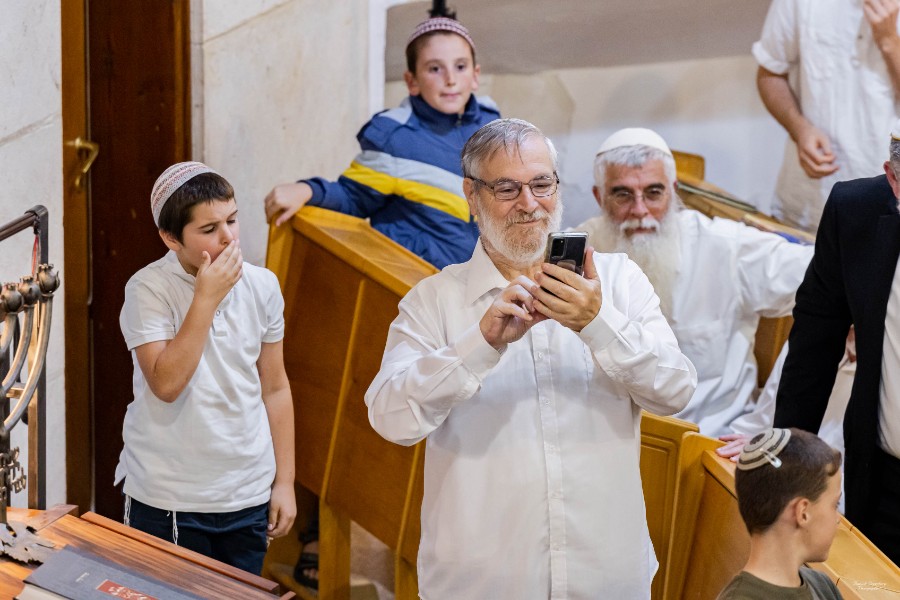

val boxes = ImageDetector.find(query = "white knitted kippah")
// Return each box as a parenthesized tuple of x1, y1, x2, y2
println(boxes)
(736, 428, 792, 471)
(595, 128, 673, 158)
(150, 161, 217, 226)
(407, 17, 475, 53)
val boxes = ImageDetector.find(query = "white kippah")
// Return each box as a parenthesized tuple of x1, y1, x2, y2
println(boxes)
(736, 428, 792, 471)
(150, 161, 217, 226)
(891, 118, 900, 141)
(596, 128, 673, 158)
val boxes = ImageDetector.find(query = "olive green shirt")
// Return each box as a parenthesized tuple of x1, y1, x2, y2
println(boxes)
(717, 567, 842, 600)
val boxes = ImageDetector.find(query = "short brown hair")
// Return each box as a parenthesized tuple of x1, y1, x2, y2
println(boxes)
(735, 428, 841, 535)
(157, 172, 234, 242)
(405, 31, 476, 73)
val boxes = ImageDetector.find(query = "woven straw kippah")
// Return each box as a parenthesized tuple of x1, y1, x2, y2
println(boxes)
(737, 428, 792, 471)
(151, 161, 217, 226)
(407, 17, 475, 53)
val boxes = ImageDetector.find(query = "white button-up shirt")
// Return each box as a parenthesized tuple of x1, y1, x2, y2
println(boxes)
(753, 0, 900, 231)
(365, 243, 696, 599)
(880, 253, 900, 457)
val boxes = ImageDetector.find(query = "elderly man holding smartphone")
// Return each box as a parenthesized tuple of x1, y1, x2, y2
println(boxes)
(365, 118, 696, 599)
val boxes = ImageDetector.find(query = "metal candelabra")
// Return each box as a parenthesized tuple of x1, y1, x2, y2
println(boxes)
(0, 207, 59, 563)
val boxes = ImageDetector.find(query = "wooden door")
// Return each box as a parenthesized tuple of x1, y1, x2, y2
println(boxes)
(62, 0, 191, 519)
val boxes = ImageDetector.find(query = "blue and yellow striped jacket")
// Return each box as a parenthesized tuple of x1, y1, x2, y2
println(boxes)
(304, 94, 501, 269)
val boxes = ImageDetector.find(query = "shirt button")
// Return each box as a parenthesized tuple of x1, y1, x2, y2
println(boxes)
(537, 352, 544, 359)
(552, 544, 560, 552)
(215, 310, 221, 316)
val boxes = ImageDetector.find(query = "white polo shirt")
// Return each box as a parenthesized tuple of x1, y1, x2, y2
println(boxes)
(116, 251, 284, 512)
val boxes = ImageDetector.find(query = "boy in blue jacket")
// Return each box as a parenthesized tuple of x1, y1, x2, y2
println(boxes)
(264, 17, 500, 269)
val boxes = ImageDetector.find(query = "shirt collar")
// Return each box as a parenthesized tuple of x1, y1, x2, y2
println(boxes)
(464, 241, 512, 305)
(163, 250, 195, 283)
(409, 94, 480, 129)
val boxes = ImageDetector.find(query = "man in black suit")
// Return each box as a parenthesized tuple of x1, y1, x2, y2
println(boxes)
(775, 122, 900, 563)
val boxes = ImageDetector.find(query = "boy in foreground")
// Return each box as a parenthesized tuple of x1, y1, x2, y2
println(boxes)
(117, 161, 296, 575)
(718, 428, 843, 599)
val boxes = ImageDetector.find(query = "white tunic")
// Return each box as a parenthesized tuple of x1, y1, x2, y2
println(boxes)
(365, 243, 696, 600)
(580, 210, 813, 436)
(753, 0, 900, 231)
(117, 251, 284, 512)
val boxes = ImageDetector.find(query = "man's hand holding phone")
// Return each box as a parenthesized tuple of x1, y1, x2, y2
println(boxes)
(533, 246, 602, 332)
(479, 275, 549, 352)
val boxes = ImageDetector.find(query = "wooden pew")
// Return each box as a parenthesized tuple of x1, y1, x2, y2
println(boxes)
(663, 434, 900, 599)
(640, 414, 700, 600)
(266, 207, 435, 504)
(267, 207, 435, 600)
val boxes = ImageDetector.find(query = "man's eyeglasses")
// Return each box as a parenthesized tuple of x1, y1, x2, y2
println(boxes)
(608, 187, 668, 207)
(469, 173, 559, 201)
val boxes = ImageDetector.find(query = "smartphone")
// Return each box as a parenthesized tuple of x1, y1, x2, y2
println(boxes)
(544, 232, 587, 276)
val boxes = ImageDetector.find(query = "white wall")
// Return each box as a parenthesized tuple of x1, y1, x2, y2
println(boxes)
(387, 55, 788, 229)
(1, 1, 66, 506)
(195, 0, 373, 266)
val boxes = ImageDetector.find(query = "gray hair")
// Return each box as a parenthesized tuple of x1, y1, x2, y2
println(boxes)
(593, 145, 677, 189)
(890, 138, 900, 175)
(461, 118, 559, 180)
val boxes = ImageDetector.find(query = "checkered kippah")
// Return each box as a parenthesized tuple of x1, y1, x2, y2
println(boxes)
(736, 428, 792, 471)
(151, 161, 217, 226)
(407, 17, 475, 53)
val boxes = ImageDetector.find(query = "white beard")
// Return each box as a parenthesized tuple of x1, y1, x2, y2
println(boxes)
(589, 210, 681, 320)
(478, 199, 564, 267)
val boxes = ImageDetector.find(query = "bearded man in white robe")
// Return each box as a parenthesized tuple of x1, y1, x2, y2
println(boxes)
(578, 128, 814, 436)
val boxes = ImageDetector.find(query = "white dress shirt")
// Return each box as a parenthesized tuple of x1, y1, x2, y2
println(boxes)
(580, 210, 813, 436)
(365, 243, 696, 600)
(753, 0, 900, 231)
(880, 255, 900, 457)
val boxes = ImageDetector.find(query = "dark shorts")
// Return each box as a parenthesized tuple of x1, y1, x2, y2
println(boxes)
(125, 496, 269, 575)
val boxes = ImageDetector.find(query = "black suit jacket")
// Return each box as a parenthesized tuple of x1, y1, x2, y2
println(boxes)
(775, 174, 900, 527)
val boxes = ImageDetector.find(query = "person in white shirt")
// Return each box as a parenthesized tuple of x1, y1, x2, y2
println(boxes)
(754, 0, 900, 231)
(577, 128, 813, 437)
(365, 118, 697, 599)
(118, 162, 296, 575)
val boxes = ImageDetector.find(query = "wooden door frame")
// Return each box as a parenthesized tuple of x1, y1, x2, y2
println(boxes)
(61, 0, 92, 512)
(60, 0, 193, 513)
